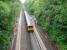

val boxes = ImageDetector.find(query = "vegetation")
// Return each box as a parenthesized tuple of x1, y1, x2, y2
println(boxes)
(0, 0, 21, 50)
(25, 0, 67, 50)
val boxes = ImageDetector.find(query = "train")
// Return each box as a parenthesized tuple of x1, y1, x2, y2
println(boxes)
(24, 11, 34, 32)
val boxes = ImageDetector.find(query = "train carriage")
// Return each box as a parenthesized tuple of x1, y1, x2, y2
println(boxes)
(24, 11, 34, 32)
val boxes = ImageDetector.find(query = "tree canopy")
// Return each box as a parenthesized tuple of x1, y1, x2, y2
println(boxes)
(25, 0, 67, 50)
(0, 0, 21, 50)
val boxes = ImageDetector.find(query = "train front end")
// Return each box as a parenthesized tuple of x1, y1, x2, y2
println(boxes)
(24, 11, 34, 32)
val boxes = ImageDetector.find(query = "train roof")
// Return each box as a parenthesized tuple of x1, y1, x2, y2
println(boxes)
(24, 11, 33, 26)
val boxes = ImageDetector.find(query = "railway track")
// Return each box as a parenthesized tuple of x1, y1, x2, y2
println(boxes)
(30, 32, 41, 50)
(10, 10, 54, 50)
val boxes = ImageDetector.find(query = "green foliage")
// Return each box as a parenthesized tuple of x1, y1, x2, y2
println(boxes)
(0, 0, 21, 50)
(0, 1, 10, 17)
(0, 1, 10, 30)
(25, 0, 67, 50)
(0, 31, 12, 50)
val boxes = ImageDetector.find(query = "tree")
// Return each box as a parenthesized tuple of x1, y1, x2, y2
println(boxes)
(0, 0, 21, 50)
(25, 0, 67, 50)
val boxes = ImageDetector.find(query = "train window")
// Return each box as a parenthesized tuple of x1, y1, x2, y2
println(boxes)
(28, 26, 33, 28)
(28, 26, 34, 32)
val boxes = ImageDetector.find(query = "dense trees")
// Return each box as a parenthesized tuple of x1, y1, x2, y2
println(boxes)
(0, 0, 21, 50)
(25, 0, 67, 50)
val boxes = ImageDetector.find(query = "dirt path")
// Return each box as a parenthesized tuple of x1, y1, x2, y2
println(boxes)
(15, 11, 22, 50)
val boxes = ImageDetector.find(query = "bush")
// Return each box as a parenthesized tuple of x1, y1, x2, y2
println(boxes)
(0, 1, 10, 30)
(0, 0, 21, 50)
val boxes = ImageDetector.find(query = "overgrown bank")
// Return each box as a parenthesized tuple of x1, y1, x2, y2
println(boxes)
(25, 0, 67, 50)
(0, 0, 22, 50)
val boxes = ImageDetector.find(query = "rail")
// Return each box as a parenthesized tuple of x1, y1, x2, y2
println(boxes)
(10, 11, 54, 50)
(32, 19, 47, 50)
(32, 17, 54, 50)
